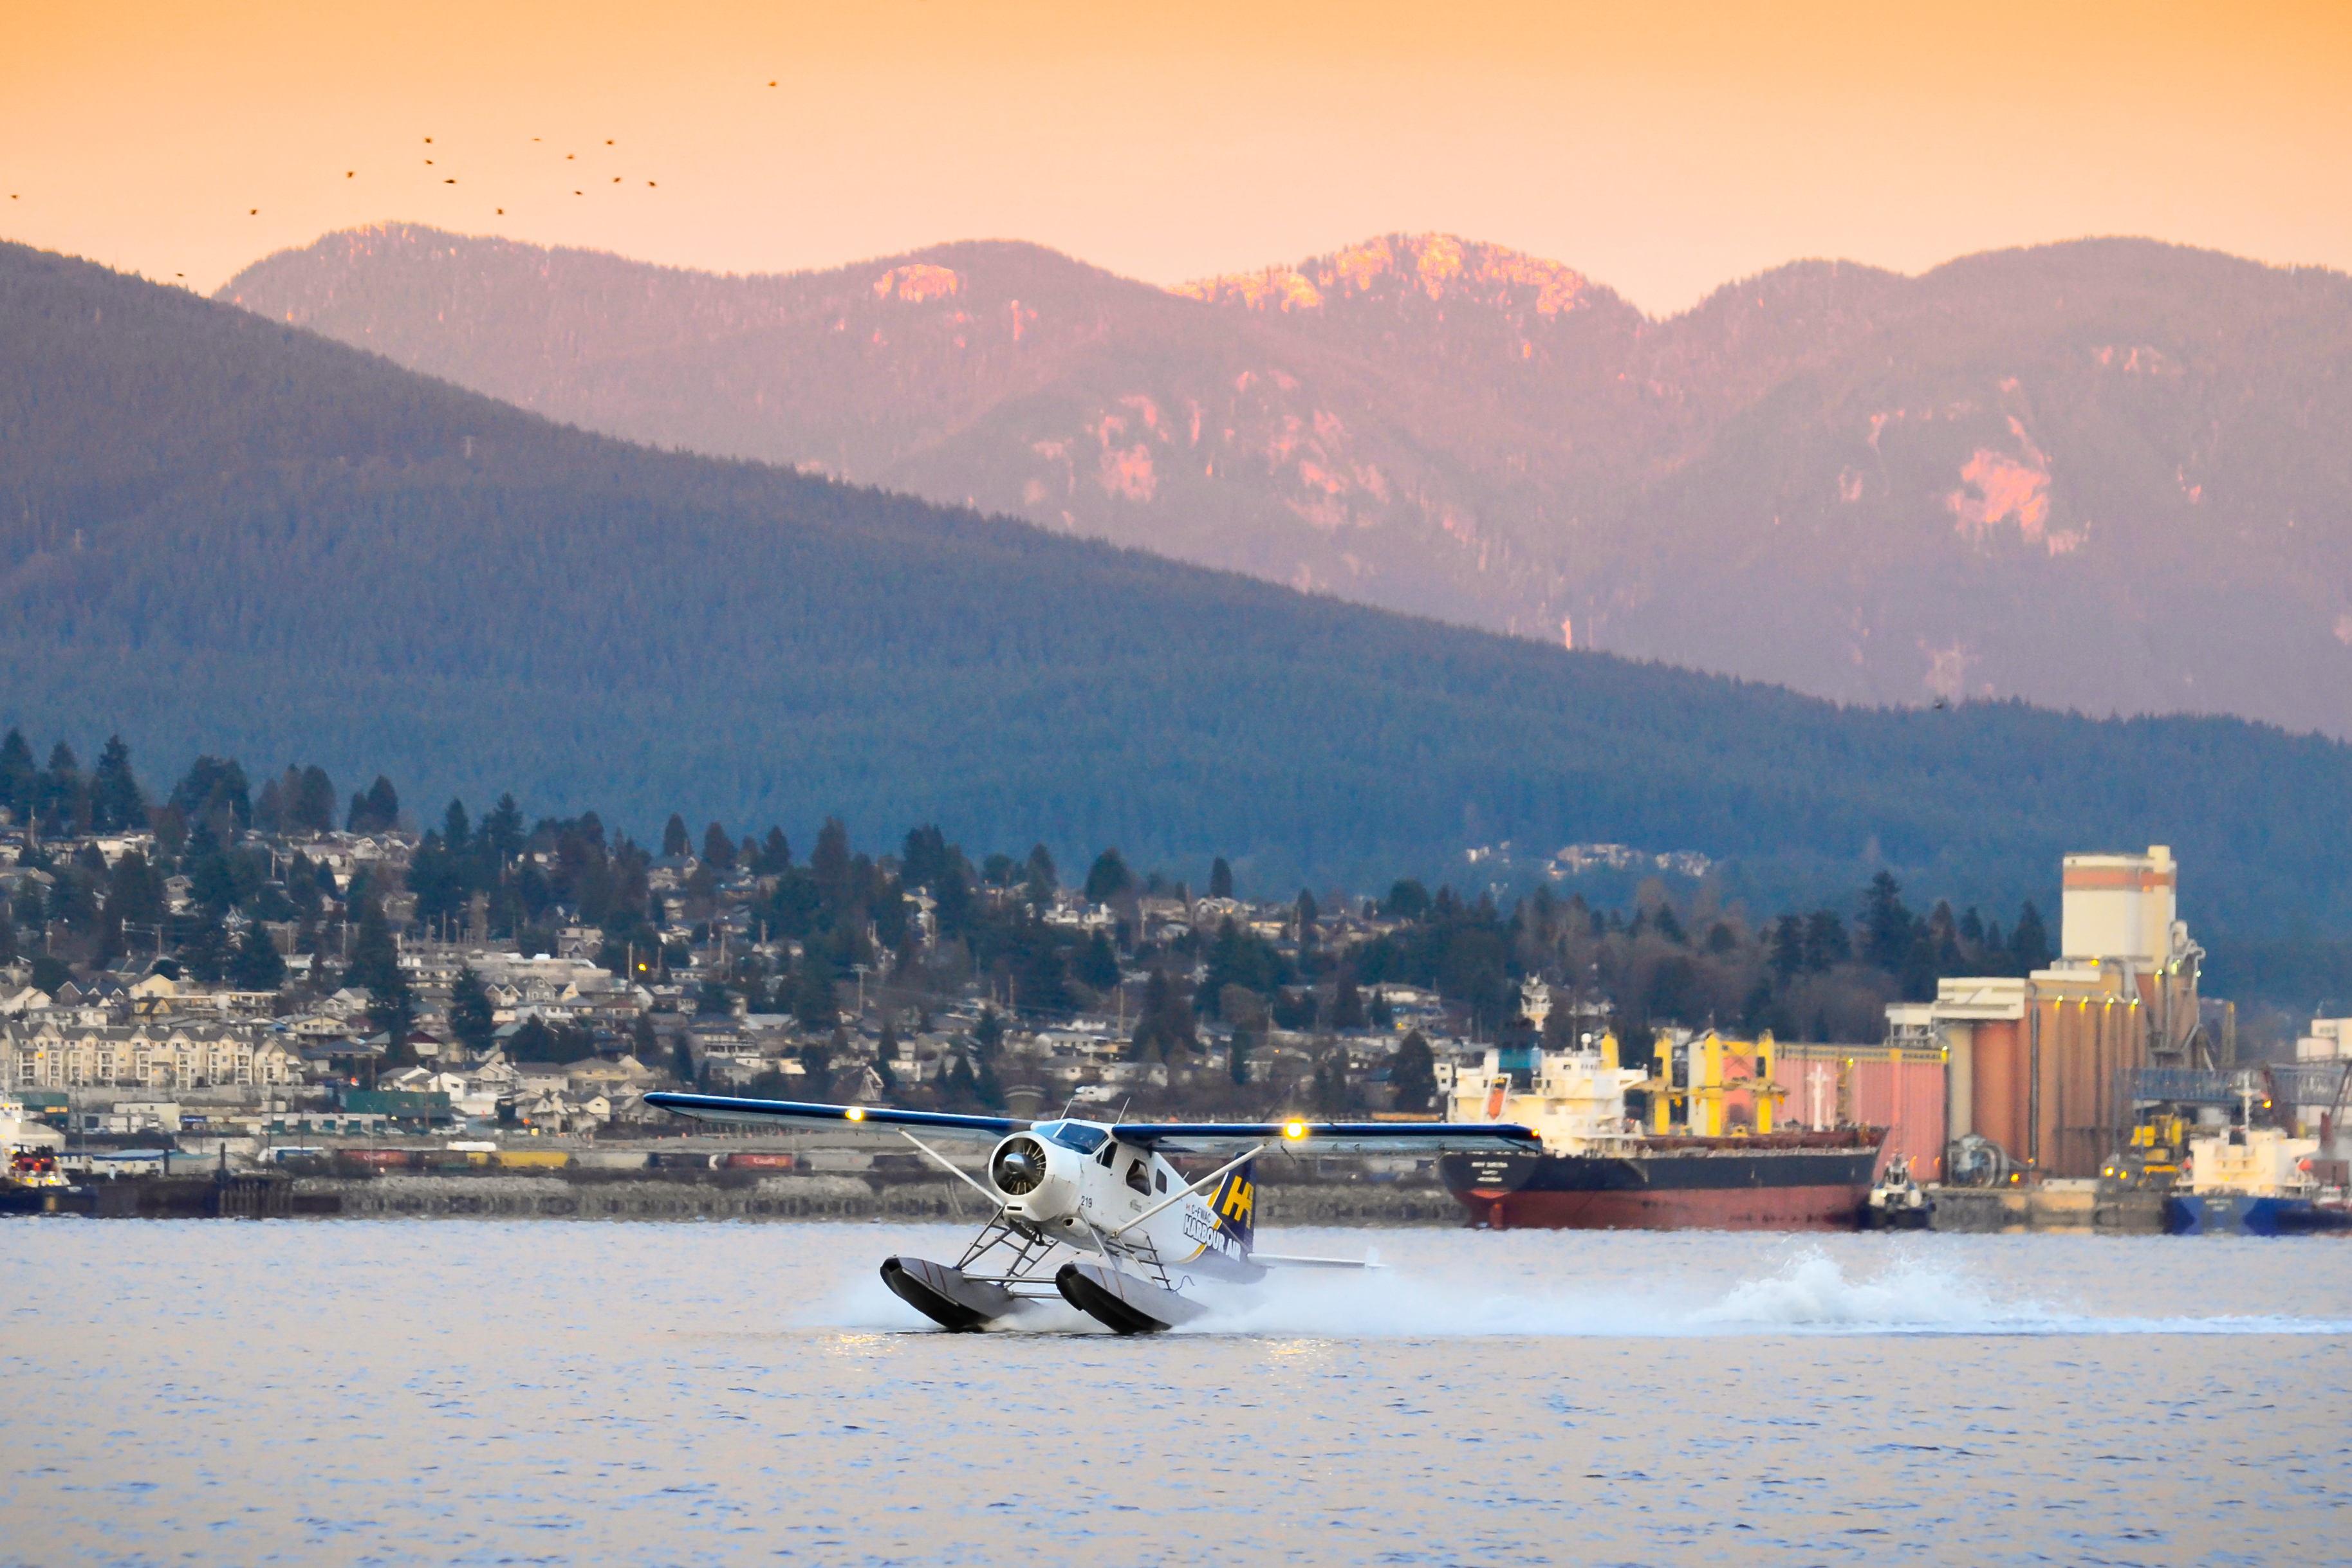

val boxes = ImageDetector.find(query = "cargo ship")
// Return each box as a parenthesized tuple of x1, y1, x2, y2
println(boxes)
(1435, 1031, 1884, 1231)
(2163, 1121, 2352, 1236)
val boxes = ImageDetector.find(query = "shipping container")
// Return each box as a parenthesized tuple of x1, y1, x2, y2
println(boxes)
(724, 1151, 797, 1170)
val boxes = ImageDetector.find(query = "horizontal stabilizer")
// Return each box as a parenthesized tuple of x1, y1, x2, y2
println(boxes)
(1111, 1120, 1541, 1156)
(1250, 1253, 1381, 1269)
(644, 1092, 1024, 1140)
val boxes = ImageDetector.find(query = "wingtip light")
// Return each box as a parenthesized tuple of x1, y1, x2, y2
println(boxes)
(846, 1106, 866, 1122)
(1283, 1120, 1307, 1140)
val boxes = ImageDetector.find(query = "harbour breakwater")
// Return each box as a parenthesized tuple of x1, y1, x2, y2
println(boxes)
(295, 1169, 1472, 1224)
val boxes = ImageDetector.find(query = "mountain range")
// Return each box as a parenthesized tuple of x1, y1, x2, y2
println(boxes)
(219, 226, 2352, 736)
(7, 237, 2352, 959)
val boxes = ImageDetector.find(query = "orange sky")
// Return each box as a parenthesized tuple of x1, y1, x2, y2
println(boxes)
(6, 0, 2348, 315)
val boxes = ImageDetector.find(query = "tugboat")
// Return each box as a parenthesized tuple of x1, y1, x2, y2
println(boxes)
(1, 1094, 76, 1214)
(1437, 1007, 1885, 1231)
(1860, 1155, 1934, 1230)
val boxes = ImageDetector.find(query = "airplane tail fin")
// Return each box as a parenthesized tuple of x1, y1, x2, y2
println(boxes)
(1208, 1158, 1257, 1253)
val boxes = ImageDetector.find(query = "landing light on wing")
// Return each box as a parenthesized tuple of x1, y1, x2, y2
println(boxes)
(1283, 1120, 1307, 1140)
(846, 1107, 866, 1121)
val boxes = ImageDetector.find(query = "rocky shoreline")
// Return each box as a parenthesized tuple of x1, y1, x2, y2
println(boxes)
(296, 1170, 1474, 1225)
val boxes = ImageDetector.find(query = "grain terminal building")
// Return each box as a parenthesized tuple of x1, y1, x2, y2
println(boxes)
(1887, 846, 2211, 1180)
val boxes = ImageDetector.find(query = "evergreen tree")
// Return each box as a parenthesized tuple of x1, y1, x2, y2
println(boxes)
(180, 907, 232, 984)
(292, 766, 337, 833)
(255, 774, 287, 833)
(1384, 878, 1431, 920)
(479, 793, 524, 863)
(1768, 913, 1805, 979)
(1084, 848, 1132, 906)
(1802, 910, 1851, 971)
(758, 827, 793, 874)
(1131, 968, 1196, 1060)
(662, 813, 691, 858)
(800, 1031, 835, 1094)
(900, 824, 950, 888)
(348, 775, 401, 833)
(0, 729, 35, 821)
(441, 798, 471, 858)
(1391, 1029, 1438, 1112)
(2009, 901, 2053, 973)
(1860, 872, 1916, 972)
(973, 1051, 1006, 1112)
(168, 755, 250, 836)
(38, 742, 85, 835)
(1075, 928, 1120, 991)
(875, 1020, 901, 1095)
(347, 896, 414, 1040)
(230, 922, 287, 990)
(669, 1033, 698, 1087)
(1227, 1026, 1254, 1087)
(940, 1049, 977, 1110)
(1023, 843, 1057, 901)
(811, 816, 853, 906)
(509, 1016, 560, 1062)
(698, 822, 733, 872)
(792, 954, 838, 1030)
(450, 966, 497, 1056)
(1329, 971, 1367, 1029)
(1209, 856, 1234, 899)
(88, 735, 145, 832)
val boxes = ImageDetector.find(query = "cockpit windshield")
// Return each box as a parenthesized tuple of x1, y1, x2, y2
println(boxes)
(1031, 1120, 1108, 1154)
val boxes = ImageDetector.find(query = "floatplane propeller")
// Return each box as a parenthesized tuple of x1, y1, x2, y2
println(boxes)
(644, 1093, 1541, 1333)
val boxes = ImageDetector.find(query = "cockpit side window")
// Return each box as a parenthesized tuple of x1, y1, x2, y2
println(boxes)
(1153, 1168, 1167, 1194)
(1098, 1143, 1117, 1168)
(1125, 1158, 1150, 1194)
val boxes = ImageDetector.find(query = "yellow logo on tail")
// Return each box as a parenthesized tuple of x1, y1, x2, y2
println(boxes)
(1219, 1177, 1254, 1222)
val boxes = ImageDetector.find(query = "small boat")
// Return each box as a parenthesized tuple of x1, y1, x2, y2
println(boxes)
(1861, 1155, 1934, 1230)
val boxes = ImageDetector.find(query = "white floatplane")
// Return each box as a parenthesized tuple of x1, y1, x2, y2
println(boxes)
(644, 1092, 1539, 1333)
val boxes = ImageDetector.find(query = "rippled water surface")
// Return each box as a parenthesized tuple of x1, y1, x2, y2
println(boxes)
(6, 1220, 2351, 1566)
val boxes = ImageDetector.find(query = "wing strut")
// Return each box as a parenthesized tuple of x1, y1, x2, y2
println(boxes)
(898, 1131, 1005, 1211)
(1107, 1141, 1273, 1239)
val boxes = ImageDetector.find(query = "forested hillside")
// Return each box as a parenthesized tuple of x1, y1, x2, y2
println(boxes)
(9, 241, 2352, 937)
(222, 228, 2352, 735)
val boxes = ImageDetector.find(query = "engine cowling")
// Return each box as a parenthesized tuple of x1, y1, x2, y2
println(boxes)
(989, 1132, 1080, 1222)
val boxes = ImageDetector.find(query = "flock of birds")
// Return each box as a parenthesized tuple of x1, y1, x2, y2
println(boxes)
(219, 80, 793, 221)
(3, 80, 787, 278)
(236, 128, 672, 220)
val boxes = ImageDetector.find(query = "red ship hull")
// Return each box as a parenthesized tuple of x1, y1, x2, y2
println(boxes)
(1438, 1130, 1885, 1232)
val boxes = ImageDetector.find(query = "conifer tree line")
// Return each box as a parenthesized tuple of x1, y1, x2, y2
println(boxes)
(1, 731, 2071, 1104)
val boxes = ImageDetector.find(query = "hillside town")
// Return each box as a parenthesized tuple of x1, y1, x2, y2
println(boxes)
(10, 736, 2348, 1214)
(0, 739, 1508, 1154)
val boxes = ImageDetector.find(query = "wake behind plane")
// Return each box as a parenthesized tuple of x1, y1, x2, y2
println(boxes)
(644, 1091, 1539, 1333)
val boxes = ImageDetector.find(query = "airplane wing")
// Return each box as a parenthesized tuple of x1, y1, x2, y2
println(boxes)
(1109, 1120, 1541, 1156)
(642, 1092, 1026, 1140)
